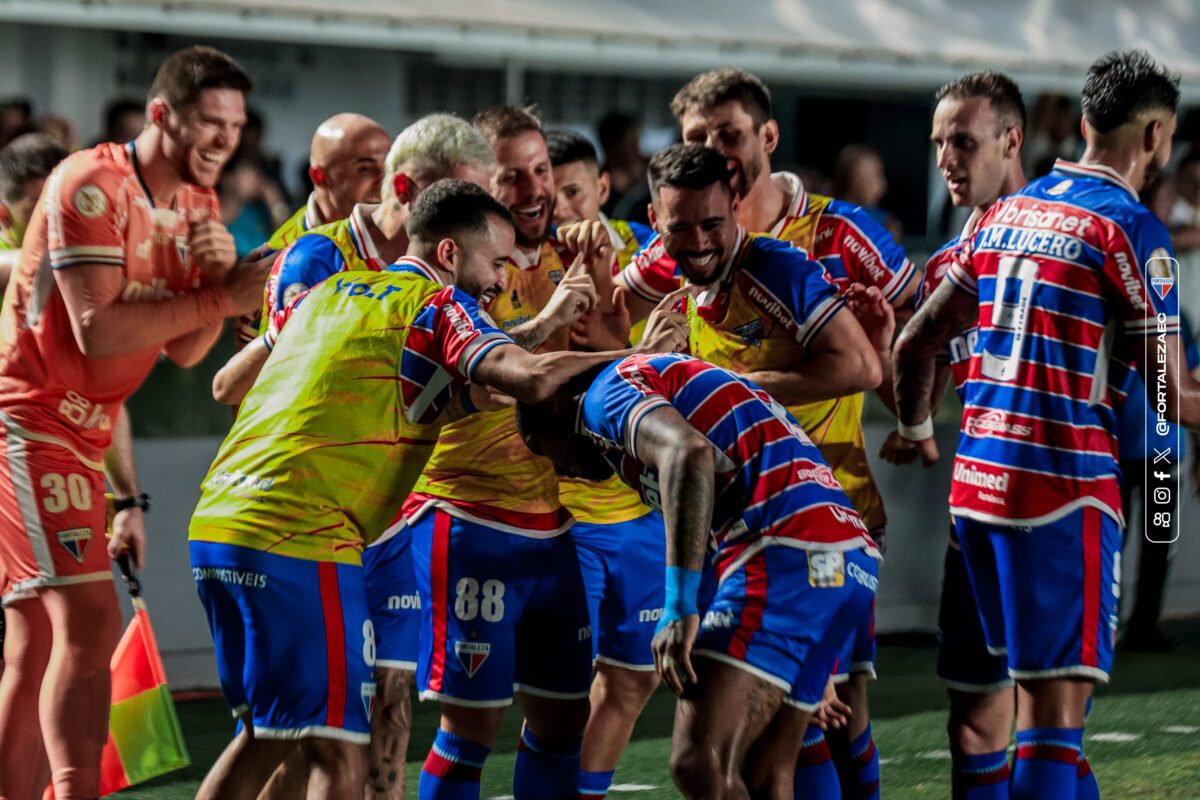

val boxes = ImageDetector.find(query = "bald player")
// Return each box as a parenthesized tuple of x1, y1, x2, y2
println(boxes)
(234, 112, 391, 348)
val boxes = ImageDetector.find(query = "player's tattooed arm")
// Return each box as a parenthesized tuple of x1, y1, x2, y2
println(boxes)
(631, 406, 713, 573)
(508, 255, 598, 350)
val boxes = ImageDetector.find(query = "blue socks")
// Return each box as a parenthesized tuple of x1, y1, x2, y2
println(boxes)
(1012, 727, 1084, 800)
(794, 726, 841, 799)
(950, 749, 1010, 800)
(578, 768, 616, 799)
(513, 726, 582, 800)
(846, 723, 881, 799)
(1076, 752, 1100, 800)
(419, 729, 491, 800)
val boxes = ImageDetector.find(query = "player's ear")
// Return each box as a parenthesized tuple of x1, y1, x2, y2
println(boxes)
(308, 165, 327, 187)
(392, 173, 411, 205)
(761, 119, 780, 156)
(647, 201, 658, 232)
(147, 99, 170, 130)
(1144, 117, 1164, 157)
(1002, 125, 1023, 160)
(597, 170, 611, 206)
(436, 237, 459, 274)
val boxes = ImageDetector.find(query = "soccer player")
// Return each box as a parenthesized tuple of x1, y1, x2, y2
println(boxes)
(189, 179, 688, 800)
(0, 45, 264, 800)
(617, 71, 914, 792)
(515, 352, 880, 800)
(892, 50, 1200, 800)
(880, 70, 1033, 799)
(234, 112, 390, 348)
(404, 106, 617, 800)
(544, 127, 666, 798)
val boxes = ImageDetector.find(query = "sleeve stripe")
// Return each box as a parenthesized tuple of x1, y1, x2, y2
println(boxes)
(51, 256, 124, 269)
(626, 398, 671, 463)
(796, 295, 846, 349)
(620, 263, 669, 303)
(882, 258, 917, 302)
(945, 261, 978, 296)
(460, 334, 514, 379)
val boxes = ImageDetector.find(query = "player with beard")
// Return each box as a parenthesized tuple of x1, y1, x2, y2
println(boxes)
(403, 107, 664, 800)
(878, 71, 1043, 800)
(234, 112, 390, 349)
(892, 50, 1200, 800)
(0, 46, 267, 800)
(618, 71, 912, 796)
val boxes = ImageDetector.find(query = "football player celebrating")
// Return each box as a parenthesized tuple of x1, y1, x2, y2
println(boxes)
(893, 50, 1200, 800)
(189, 179, 688, 800)
(0, 46, 264, 800)
(516, 352, 880, 800)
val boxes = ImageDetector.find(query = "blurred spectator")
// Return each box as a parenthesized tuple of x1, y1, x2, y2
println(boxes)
(1169, 154, 1200, 250)
(34, 113, 79, 152)
(1023, 92, 1081, 178)
(219, 155, 291, 258)
(97, 98, 146, 145)
(834, 143, 902, 239)
(236, 108, 287, 198)
(0, 132, 69, 292)
(0, 98, 34, 148)
(598, 111, 651, 224)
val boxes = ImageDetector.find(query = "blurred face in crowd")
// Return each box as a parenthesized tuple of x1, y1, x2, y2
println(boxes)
(8, 176, 48, 228)
(491, 130, 554, 249)
(846, 150, 887, 206)
(649, 181, 740, 286)
(679, 100, 778, 198)
(156, 88, 247, 189)
(932, 95, 1018, 209)
(320, 123, 392, 218)
(445, 214, 515, 306)
(552, 159, 610, 225)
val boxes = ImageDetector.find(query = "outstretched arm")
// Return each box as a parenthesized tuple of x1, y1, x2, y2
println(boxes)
(212, 335, 271, 405)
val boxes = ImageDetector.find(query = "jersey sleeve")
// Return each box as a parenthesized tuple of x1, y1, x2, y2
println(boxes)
(817, 200, 915, 302)
(400, 286, 513, 424)
(1104, 211, 1180, 339)
(580, 359, 671, 462)
(743, 241, 846, 349)
(269, 235, 343, 313)
(946, 205, 1000, 297)
(628, 221, 656, 249)
(45, 154, 124, 269)
(617, 234, 680, 302)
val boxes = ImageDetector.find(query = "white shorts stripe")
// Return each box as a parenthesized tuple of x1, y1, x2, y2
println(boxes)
(5, 426, 56, 580)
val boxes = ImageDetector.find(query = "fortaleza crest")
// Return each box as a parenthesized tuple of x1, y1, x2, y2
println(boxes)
(361, 681, 377, 721)
(455, 641, 491, 678)
(56, 528, 92, 563)
(1148, 251, 1176, 300)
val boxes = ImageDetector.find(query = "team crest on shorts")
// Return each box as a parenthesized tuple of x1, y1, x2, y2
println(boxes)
(455, 641, 491, 678)
(808, 551, 845, 588)
(56, 528, 93, 563)
(361, 681, 377, 721)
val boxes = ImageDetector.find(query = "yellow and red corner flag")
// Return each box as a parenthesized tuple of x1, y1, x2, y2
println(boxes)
(98, 559, 191, 793)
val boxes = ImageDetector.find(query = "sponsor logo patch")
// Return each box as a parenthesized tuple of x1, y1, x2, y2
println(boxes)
(964, 409, 1033, 439)
(808, 550, 845, 588)
(1046, 179, 1073, 196)
(455, 641, 491, 678)
(73, 184, 107, 218)
(732, 318, 764, 346)
(56, 528, 92, 563)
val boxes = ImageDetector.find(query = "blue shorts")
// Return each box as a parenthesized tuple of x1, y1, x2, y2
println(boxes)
(696, 544, 878, 712)
(571, 511, 665, 670)
(937, 527, 1011, 692)
(955, 506, 1120, 682)
(190, 541, 373, 742)
(832, 596, 876, 682)
(410, 510, 593, 707)
(363, 521, 420, 671)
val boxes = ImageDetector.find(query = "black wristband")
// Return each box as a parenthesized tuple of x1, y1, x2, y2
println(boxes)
(113, 492, 150, 513)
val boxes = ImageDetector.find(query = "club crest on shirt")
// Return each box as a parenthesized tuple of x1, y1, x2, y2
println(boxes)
(547, 269, 564, 285)
(56, 528, 93, 563)
(455, 641, 491, 678)
(73, 184, 107, 218)
(732, 318, 765, 347)
(1148, 250, 1176, 299)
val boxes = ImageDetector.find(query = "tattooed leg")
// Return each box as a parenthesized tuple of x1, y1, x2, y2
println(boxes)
(669, 657, 787, 800)
(366, 667, 414, 800)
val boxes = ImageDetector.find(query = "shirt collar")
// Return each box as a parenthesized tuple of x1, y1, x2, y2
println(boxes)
(768, 171, 808, 237)
(1051, 159, 1140, 201)
(694, 226, 747, 309)
(510, 239, 546, 271)
(348, 203, 386, 270)
(388, 255, 446, 286)
(598, 211, 626, 252)
(303, 192, 322, 230)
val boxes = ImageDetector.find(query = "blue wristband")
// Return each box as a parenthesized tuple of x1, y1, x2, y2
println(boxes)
(659, 565, 702, 632)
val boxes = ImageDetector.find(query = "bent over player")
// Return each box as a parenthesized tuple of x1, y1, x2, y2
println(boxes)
(188, 180, 686, 800)
(517, 354, 880, 800)
(893, 50, 1200, 800)
(0, 46, 264, 800)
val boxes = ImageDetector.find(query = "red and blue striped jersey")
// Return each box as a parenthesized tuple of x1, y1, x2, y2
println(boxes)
(919, 221, 976, 399)
(945, 159, 1180, 526)
(578, 353, 878, 570)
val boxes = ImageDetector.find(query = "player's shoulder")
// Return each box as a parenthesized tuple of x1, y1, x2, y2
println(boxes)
(745, 231, 821, 270)
(50, 143, 130, 202)
(625, 220, 655, 248)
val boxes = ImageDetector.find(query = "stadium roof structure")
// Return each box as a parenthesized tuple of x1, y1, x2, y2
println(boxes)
(4, 0, 1199, 95)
